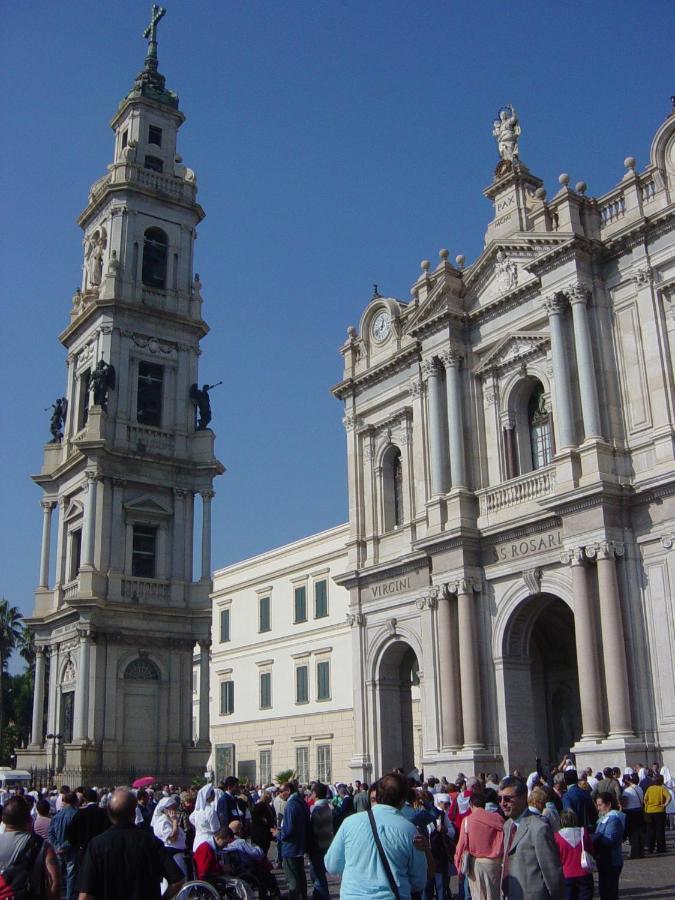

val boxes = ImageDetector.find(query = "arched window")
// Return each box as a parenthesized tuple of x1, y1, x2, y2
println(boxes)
(142, 228, 168, 289)
(382, 445, 404, 531)
(528, 384, 553, 469)
(124, 657, 160, 681)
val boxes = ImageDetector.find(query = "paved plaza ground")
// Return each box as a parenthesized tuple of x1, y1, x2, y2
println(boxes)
(302, 841, 675, 899)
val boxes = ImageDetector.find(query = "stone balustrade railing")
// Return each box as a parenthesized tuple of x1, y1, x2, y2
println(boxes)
(478, 465, 555, 516)
(63, 580, 80, 603)
(127, 424, 175, 453)
(599, 191, 625, 225)
(121, 577, 170, 604)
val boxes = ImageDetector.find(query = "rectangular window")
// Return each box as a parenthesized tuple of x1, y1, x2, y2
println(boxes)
(78, 369, 91, 430)
(144, 154, 164, 173)
(259, 596, 271, 633)
(259, 749, 272, 786)
(317, 744, 332, 782)
(295, 746, 309, 784)
(68, 529, 82, 582)
(148, 125, 163, 146)
(294, 586, 307, 623)
(60, 691, 74, 744)
(317, 660, 330, 701)
(314, 580, 328, 618)
(220, 608, 230, 643)
(137, 362, 163, 427)
(132, 524, 157, 578)
(260, 672, 272, 709)
(121, 130, 128, 149)
(220, 680, 234, 716)
(295, 664, 309, 704)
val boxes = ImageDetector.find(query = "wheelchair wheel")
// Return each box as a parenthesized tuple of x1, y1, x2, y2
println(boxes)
(176, 880, 221, 900)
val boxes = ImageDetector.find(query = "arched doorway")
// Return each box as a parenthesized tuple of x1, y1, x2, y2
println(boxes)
(376, 641, 420, 775)
(500, 595, 582, 773)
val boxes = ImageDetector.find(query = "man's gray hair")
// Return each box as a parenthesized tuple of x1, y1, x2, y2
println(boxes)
(499, 776, 527, 796)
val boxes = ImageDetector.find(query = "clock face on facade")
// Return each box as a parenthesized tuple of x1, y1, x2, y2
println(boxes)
(371, 310, 391, 343)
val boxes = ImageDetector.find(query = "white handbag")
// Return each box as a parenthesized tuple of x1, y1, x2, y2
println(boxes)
(580, 826, 597, 873)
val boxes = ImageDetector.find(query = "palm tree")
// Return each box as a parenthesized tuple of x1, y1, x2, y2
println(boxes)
(17, 625, 35, 674)
(0, 598, 23, 739)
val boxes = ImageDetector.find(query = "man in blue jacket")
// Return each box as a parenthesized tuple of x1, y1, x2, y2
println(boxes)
(562, 770, 596, 828)
(279, 782, 310, 899)
(217, 776, 243, 830)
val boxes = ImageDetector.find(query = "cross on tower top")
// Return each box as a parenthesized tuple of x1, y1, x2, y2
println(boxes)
(143, 4, 166, 45)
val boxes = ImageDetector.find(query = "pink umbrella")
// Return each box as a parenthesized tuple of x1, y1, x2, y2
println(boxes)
(132, 776, 156, 789)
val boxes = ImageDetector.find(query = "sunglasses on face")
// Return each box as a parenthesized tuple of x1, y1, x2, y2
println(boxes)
(498, 795, 516, 804)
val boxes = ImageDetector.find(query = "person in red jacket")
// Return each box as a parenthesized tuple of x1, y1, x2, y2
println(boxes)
(193, 827, 234, 883)
(554, 809, 595, 900)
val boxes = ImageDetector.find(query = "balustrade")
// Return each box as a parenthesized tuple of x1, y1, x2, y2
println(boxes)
(478, 465, 555, 516)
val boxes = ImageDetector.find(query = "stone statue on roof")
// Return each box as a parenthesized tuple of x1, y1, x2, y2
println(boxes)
(493, 104, 521, 163)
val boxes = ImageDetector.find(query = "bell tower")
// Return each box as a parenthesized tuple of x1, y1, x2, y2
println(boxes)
(19, 7, 223, 780)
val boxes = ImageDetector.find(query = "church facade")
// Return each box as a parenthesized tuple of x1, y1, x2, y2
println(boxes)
(19, 18, 222, 780)
(212, 106, 675, 782)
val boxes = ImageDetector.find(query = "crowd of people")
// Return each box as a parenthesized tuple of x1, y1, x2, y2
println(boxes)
(0, 758, 671, 900)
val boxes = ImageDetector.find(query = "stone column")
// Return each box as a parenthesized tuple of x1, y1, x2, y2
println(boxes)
(441, 348, 467, 490)
(588, 541, 633, 736)
(436, 591, 462, 748)
(173, 489, 186, 580)
(455, 580, 483, 747)
(544, 295, 576, 449)
(81, 471, 98, 568)
(200, 490, 214, 581)
(567, 284, 603, 441)
(73, 629, 92, 742)
(563, 548, 605, 738)
(502, 420, 518, 480)
(54, 498, 66, 589)
(39, 501, 56, 588)
(197, 639, 211, 745)
(30, 646, 46, 746)
(109, 478, 126, 573)
(421, 358, 445, 496)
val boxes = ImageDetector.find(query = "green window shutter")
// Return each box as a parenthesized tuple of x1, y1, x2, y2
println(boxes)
(314, 580, 328, 618)
(294, 586, 307, 623)
(296, 665, 308, 703)
(260, 672, 271, 709)
(220, 681, 234, 715)
(220, 608, 230, 643)
(317, 660, 330, 700)
(259, 596, 271, 632)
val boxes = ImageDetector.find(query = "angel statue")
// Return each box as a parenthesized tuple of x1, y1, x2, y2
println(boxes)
(90, 359, 116, 411)
(47, 397, 68, 443)
(190, 381, 223, 431)
(493, 104, 521, 163)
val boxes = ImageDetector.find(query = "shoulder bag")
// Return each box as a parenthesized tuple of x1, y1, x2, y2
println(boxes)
(367, 808, 401, 900)
(580, 826, 596, 873)
(459, 817, 473, 876)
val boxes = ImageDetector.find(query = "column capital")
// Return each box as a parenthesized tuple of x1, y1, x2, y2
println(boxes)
(586, 540, 625, 560)
(346, 612, 366, 627)
(544, 293, 566, 316)
(199, 489, 215, 501)
(409, 378, 424, 399)
(76, 625, 95, 642)
(660, 533, 675, 550)
(343, 413, 361, 431)
(40, 499, 56, 512)
(565, 282, 591, 306)
(446, 577, 480, 595)
(173, 487, 187, 499)
(439, 346, 463, 369)
(112, 476, 127, 488)
(198, 638, 212, 651)
(35, 645, 47, 658)
(561, 546, 585, 565)
(420, 357, 440, 380)
(85, 469, 98, 483)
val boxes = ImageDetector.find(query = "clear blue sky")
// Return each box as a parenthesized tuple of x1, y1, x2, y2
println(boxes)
(1, 1, 672, 649)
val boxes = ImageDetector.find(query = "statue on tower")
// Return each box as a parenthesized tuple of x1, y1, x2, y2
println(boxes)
(90, 359, 116, 411)
(190, 382, 222, 431)
(47, 397, 68, 443)
(84, 227, 107, 289)
(493, 104, 521, 170)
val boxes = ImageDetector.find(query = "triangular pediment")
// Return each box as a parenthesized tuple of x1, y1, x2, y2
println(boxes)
(63, 498, 84, 522)
(474, 331, 549, 376)
(406, 278, 462, 335)
(123, 494, 172, 517)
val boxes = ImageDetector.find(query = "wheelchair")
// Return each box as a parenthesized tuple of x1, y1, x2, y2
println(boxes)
(176, 875, 255, 900)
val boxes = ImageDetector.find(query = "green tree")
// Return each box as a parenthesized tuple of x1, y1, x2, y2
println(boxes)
(17, 625, 35, 674)
(0, 598, 23, 740)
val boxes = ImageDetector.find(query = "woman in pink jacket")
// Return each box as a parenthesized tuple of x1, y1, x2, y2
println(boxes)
(554, 808, 595, 900)
(453, 791, 504, 900)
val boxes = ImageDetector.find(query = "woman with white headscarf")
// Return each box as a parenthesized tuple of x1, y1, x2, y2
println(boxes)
(190, 783, 221, 853)
(152, 795, 187, 876)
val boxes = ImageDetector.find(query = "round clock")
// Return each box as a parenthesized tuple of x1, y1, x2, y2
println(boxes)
(371, 310, 391, 343)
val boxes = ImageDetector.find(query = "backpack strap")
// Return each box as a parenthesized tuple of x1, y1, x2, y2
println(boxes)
(367, 808, 401, 900)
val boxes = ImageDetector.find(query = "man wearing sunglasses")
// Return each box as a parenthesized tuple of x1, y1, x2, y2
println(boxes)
(499, 777, 564, 899)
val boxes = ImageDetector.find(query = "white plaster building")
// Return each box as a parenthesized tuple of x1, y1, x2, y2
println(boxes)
(210, 526, 354, 784)
(19, 17, 222, 780)
(212, 106, 675, 782)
